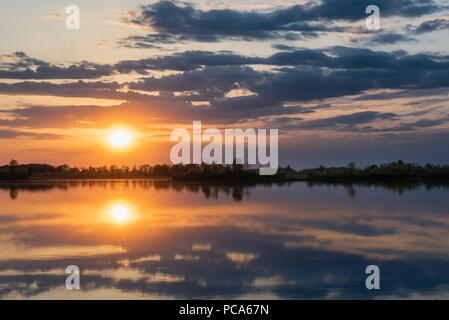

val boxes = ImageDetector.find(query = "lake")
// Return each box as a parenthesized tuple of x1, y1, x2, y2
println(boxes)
(1, 179, 449, 299)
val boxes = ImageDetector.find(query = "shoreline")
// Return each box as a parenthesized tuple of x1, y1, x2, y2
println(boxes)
(1, 160, 449, 184)
(0, 175, 448, 184)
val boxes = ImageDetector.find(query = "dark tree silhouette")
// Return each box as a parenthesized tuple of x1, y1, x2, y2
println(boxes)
(9, 159, 18, 172)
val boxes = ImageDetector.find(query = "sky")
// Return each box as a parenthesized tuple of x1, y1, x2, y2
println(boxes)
(0, 0, 449, 168)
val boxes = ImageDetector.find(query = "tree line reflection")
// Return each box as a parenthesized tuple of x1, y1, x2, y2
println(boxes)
(2, 179, 449, 200)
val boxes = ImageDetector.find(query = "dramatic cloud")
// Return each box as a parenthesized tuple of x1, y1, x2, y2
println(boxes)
(115, 46, 449, 74)
(0, 0, 448, 169)
(0, 81, 122, 98)
(408, 18, 449, 34)
(119, 0, 445, 44)
(1, 45, 449, 127)
(114, 50, 264, 73)
(0, 52, 114, 80)
(351, 33, 416, 45)
(358, 118, 449, 133)
(2, 46, 449, 81)
(290, 111, 399, 130)
(0, 0, 448, 163)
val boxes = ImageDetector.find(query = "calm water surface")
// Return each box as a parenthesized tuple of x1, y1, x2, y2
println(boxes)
(1, 180, 449, 299)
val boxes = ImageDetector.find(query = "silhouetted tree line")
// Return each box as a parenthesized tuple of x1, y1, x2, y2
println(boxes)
(1, 159, 449, 182)
(0, 159, 292, 181)
(297, 160, 449, 182)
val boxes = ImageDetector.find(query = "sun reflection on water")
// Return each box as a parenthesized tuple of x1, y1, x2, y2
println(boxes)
(109, 204, 131, 223)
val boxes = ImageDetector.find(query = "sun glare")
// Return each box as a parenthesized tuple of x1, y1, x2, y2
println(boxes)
(108, 129, 132, 148)
(110, 204, 131, 223)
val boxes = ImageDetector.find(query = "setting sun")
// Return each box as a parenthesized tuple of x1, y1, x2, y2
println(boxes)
(108, 129, 132, 148)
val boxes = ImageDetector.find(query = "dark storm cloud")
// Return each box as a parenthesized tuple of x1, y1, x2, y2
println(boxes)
(0, 62, 445, 106)
(2, 46, 449, 80)
(0, 64, 447, 127)
(0, 52, 114, 80)
(0, 80, 121, 98)
(115, 46, 449, 73)
(116, 34, 178, 49)
(123, 1, 309, 42)
(351, 33, 416, 45)
(129, 65, 262, 95)
(407, 18, 449, 34)
(358, 118, 449, 133)
(1, 51, 48, 68)
(354, 87, 449, 101)
(268, 110, 444, 135)
(0, 63, 114, 80)
(307, 0, 444, 20)
(0, 45, 449, 127)
(125, 63, 378, 105)
(324, 46, 449, 71)
(290, 111, 398, 130)
(115, 51, 264, 73)
(119, 0, 445, 44)
(121, 47, 449, 104)
(272, 44, 297, 51)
